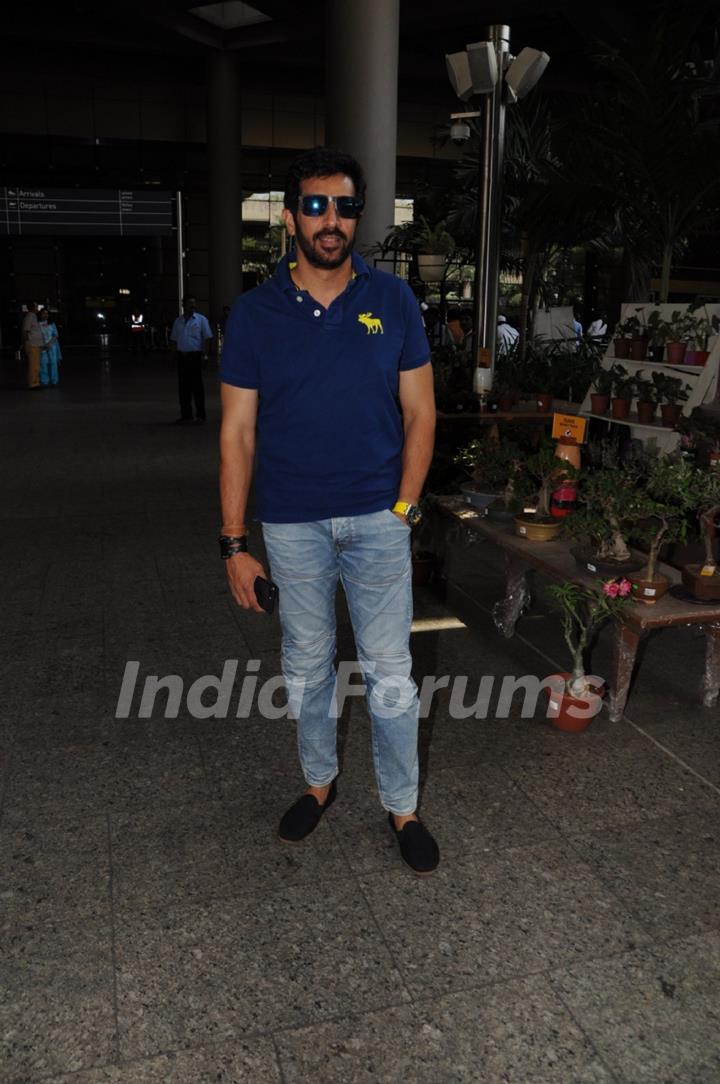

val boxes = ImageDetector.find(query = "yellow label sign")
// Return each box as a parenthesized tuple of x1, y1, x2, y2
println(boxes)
(552, 413, 588, 443)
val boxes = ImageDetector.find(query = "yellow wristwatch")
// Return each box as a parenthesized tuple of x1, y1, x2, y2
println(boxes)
(392, 501, 422, 526)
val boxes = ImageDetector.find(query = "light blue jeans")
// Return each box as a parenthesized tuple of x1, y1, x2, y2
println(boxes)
(262, 510, 419, 815)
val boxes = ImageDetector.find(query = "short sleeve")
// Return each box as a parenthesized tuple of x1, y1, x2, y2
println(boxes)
(220, 299, 260, 389)
(398, 283, 431, 371)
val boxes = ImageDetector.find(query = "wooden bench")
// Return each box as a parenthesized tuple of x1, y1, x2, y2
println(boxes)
(432, 496, 720, 722)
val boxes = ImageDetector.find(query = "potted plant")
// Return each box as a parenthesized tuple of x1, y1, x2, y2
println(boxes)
(677, 408, 720, 469)
(681, 465, 720, 601)
(566, 462, 654, 574)
(651, 371, 691, 427)
(684, 305, 720, 367)
(664, 309, 695, 365)
(515, 442, 577, 541)
(376, 216, 457, 283)
(633, 370, 658, 425)
(612, 317, 632, 359)
(629, 453, 696, 604)
(544, 577, 634, 731)
(609, 364, 635, 420)
(453, 435, 524, 518)
(519, 341, 553, 411)
(625, 308, 649, 360)
(644, 309, 669, 364)
(589, 366, 614, 415)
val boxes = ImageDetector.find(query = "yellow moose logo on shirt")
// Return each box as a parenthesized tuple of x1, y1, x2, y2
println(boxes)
(358, 312, 384, 334)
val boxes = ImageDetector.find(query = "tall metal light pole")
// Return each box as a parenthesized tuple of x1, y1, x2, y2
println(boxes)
(447, 30, 549, 382)
(473, 25, 510, 373)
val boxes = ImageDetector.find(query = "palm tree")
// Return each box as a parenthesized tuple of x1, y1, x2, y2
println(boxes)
(447, 98, 615, 357)
(579, 3, 720, 301)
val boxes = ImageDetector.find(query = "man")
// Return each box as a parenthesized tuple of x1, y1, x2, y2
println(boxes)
(170, 296, 213, 424)
(496, 314, 520, 354)
(219, 147, 439, 875)
(21, 301, 44, 389)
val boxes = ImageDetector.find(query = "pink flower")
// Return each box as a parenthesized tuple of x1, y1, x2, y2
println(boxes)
(617, 578, 632, 597)
(603, 581, 619, 598)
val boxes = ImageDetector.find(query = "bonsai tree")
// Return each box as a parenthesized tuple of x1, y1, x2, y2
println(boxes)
(633, 453, 697, 584)
(522, 442, 577, 521)
(453, 435, 525, 511)
(547, 577, 634, 698)
(567, 464, 658, 563)
(690, 466, 720, 571)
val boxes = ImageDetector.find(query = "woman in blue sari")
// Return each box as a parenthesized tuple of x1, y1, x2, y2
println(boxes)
(39, 308, 62, 386)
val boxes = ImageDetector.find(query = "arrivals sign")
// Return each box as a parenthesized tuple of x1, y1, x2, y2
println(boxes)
(0, 187, 174, 236)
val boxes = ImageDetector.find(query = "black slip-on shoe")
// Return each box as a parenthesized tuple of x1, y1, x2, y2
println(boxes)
(278, 778, 337, 843)
(389, 814, 440, 876)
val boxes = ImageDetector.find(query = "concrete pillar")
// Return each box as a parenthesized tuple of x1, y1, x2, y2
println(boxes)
(325, 0, 400, 256)
(207, 51, 243, 326)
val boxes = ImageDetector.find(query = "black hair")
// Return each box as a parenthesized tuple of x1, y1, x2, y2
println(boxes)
(284, 146, 366, 212)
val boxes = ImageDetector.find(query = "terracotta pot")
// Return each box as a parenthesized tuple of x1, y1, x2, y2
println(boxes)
(709, 452, 720, 470)
(681, 564, 720, 601)
(613, 338, 629, 359)
(514, 514, 563, 541)
(648, 345, 665, 364)
(684, 350, 710, 367)
(629, 573, 669, 604)
(535, 392, 553, 412)
(590, 393, 610, 415)
(665, 341, 687, 365)
(611, 397, 631, 420)
(545, 673, 605, 732)
(660, 403, 682, 428)
(636, 400, 657, 425)
(629, 337, 648, 360)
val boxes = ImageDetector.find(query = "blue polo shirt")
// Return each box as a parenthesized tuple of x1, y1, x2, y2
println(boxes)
(221, 252, 430, 523)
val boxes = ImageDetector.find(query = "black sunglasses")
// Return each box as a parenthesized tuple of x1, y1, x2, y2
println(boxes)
(299, 194, 364, 219)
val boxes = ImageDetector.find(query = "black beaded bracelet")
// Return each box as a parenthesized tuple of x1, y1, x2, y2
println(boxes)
(219, 534, 248, 559)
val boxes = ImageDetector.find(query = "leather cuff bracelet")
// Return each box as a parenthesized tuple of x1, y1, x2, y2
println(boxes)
(219, 534, 248, 559)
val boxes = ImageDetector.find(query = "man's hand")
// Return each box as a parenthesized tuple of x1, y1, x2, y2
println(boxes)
(225, 551, 269, 612)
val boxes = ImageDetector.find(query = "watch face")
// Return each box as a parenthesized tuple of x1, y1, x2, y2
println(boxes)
(406, 505, 423, 527)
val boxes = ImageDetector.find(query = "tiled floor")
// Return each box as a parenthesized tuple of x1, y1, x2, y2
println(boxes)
(1, 350, 719, 1083)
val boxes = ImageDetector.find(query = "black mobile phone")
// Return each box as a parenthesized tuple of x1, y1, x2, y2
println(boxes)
(254, 575, 279, 614)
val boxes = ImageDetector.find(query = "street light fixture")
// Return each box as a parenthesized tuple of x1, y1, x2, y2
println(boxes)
(446, 28, 549, 381)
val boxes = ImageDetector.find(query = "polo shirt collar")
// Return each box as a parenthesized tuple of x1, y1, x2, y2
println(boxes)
(275, 251, 371, 295)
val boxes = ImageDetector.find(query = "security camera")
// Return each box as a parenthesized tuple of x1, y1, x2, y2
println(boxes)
(449, 120, 471, 145)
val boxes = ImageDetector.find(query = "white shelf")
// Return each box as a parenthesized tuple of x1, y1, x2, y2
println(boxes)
(605, 355, 702, 376)
(580, 302, 720, 452)
(583, 412, 681, 431)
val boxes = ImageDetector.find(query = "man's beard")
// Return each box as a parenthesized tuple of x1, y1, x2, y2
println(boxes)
(294, 223, 354, 270)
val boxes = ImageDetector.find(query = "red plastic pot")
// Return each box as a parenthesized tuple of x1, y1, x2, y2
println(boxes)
(611, 398, 631, 420)
(684, 350, 709, 367)
(535, 393, 553, 412)
(544, 673, 605, 732)
(590, 393, 609, 415)
(665, 341, 687, 365)
(660, 403, 682, 428)
(636, 401, 657, 424)
(629, 337, 648, 360)
(613, 338, 629, 359)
